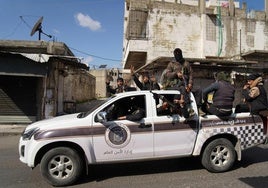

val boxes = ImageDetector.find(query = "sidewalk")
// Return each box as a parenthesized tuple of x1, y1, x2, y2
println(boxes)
(0, 100, 101, 136)
(0, 124, 27, 136)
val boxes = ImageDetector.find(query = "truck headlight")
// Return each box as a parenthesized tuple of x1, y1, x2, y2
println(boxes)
(22, 127, 40, 140)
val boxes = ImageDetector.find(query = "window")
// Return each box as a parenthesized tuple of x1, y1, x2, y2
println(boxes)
(247, 21, 256, 33)
(126, 10, 148, 39)
(97, 95, 146, 122)
(206, 15, 217, 41)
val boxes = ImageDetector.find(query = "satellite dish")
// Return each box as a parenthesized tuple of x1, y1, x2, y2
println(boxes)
(99, 64, 107, 68)
(30, 16, 52, 40)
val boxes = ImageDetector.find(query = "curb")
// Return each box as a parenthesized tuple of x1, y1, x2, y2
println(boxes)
(0, 125, 27, 136)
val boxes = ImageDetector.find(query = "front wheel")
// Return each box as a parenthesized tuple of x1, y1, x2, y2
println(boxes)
(40, 147, 84, 187)
(201, 138, 236, 172)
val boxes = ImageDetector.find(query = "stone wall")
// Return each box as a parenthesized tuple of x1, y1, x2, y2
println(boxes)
(64, 69, 96, 102)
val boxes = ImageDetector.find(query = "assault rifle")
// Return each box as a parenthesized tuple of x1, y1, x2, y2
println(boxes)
(152, 92, 177, 109)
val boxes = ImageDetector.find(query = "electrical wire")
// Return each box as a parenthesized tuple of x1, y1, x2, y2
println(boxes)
(2, 19, 23, 39)
(3, 15, 124, 67)
(19, 16, 33, 29)
(69, 46, 122, 62)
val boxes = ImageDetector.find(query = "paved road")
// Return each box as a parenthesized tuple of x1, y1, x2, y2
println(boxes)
(1, 135, 268, 188)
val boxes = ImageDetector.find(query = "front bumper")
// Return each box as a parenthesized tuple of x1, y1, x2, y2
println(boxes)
(19, 137, 35, 167)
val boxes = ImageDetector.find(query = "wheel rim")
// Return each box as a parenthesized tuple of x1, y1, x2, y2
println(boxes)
(48, 155, 74, 180)
(210, 145, 230, 167)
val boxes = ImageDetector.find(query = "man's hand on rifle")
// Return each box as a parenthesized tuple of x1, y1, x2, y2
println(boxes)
(186, 83, 192, 92)
(177, 71, 183, 79)
(161, 102, 169, 110)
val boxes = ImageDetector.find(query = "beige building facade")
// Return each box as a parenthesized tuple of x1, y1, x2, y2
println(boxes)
(123, 0, 268, 69)
(122, 0, 268, 106)
(0, 40, 95, 123)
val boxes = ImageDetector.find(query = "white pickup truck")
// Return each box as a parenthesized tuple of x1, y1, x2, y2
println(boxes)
(19, 90, 268, 186)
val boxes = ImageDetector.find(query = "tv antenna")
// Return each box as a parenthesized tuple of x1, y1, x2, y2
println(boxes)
(30, 16, 52, 40)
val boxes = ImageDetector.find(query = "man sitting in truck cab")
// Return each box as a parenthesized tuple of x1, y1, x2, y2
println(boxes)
(117, 95, 146, 121)
(104, 97, 129, 121)
(104, 95, 146, 122)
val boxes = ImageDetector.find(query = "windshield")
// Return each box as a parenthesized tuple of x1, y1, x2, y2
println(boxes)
(77, 98, 111, 118)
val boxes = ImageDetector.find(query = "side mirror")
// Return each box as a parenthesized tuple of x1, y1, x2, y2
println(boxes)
(97, 111, 107, 123)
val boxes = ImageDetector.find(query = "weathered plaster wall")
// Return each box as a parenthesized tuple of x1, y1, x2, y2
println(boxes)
(148, 3, 202, 61)
(123, 0, 268, 67)
(64, 70, 95, 102)
(89, 69, 107, 98)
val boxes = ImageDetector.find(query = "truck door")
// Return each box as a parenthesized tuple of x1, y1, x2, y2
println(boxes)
(92, 94, 154, 162)
(153, 93, 199, 157)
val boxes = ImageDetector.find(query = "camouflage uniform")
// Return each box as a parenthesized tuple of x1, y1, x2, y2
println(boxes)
(161, 59, 193, 90)
(160, 48, 195, 117)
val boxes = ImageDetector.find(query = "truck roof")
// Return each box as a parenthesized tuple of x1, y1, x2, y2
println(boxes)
(113, 90, 181, 97)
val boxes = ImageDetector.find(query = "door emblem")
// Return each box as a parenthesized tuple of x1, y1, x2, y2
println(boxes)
(105, 123, 131, 148)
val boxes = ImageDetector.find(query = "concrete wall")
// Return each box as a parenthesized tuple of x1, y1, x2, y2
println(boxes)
(45, 60, 95, 117)
(147, 3, 202, 60)
(122, 0, 268, 109)
(64, 70, 95, 102)
(123, 0, 268, 67)
(89, 69, 107, 98)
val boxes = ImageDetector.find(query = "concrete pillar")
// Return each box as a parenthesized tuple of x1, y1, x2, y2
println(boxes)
(264, 0, 268, 21)
(199, 0, 206, 58)
(229, 0, 235, 16)
(242, 2, 247, 10)
(199, 0, 206, 14)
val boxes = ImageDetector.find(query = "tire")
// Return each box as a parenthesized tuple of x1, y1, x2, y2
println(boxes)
(201, 138, 236, 173)
(40, 147, 84, 187)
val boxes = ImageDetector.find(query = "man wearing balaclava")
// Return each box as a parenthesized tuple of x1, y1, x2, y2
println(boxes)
(162, 48, 193, 91)
(160, 48, 194, 117)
